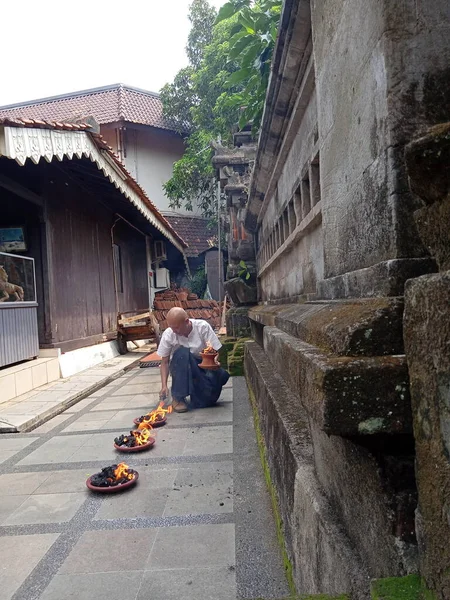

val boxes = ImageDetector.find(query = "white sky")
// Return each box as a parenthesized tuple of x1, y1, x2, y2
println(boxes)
(0, 0, 226, 107)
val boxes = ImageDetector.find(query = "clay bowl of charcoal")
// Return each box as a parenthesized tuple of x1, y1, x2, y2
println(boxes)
(133, 414, 167, 428)
(114, 431, 155, 453)
(86, 463, 139, 493)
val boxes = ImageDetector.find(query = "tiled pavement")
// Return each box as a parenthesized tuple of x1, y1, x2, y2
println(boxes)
(0, 369, 290, 600)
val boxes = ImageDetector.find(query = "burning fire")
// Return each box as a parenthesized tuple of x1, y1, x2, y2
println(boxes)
(114, 463, 134, 481)
(115, 428, 152, 448)
(137, 401, 173, 429)
(89, 463, 137, 487)
(202, 341, 217, 355)
(131, 428, 151, 446)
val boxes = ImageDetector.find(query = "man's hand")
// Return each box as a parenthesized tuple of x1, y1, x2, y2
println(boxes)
(160, 386, 168, 401)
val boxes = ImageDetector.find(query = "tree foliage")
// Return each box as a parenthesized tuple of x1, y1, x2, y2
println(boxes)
(161, 0, 282, 215)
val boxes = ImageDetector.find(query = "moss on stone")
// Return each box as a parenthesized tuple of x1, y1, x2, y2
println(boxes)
(225, 337, 251, 376)
(253, 596, 348, 600)
(370, 574, 436, 600)
(246, 377, 297, 596)
(218, 336, 237, 370)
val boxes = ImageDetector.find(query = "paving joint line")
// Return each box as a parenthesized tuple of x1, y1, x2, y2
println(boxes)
(6, 453, 235, 474)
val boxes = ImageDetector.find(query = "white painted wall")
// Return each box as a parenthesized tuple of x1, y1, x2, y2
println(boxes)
(122, 126, 201, 215)
(100, 122, 202, 215)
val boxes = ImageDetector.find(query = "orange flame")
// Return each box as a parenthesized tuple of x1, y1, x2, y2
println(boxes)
(137, 401, 173, 429)
(113, 463, 134, 481)
(131, 428, 151, 446)
(202, 341, 217, 355)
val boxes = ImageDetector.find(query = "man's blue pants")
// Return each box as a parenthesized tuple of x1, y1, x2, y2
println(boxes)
(170, 346, 230, 408)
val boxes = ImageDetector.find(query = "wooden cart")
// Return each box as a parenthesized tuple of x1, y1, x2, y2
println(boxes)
(116, 309, 160, 355)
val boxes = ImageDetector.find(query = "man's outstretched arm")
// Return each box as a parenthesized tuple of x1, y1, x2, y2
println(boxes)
(160, 356, 170, 400)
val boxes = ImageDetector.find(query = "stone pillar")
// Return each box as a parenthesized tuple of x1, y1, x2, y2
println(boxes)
(212, 132, 258, 337)
(404, 124, 450, 600)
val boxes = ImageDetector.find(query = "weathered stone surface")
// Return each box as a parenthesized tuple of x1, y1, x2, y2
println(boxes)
(414, 200, 450, 272)
(236, 240, 255, 262)
(245, 341, 370, 599)
(225, 307, 252, 338)
(405, 123, 450, 207)
(224, 277, 257, 306)
(312, 0, 448, 283)
(404, 271, 450, 600)
(317, 259, 436, 300)
(250, 299, 404, 356)
(311, 426, 418, 579)
(263, 326, 411, 436)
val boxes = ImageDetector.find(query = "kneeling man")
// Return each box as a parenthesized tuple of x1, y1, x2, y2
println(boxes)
(157, 307, 229, 412)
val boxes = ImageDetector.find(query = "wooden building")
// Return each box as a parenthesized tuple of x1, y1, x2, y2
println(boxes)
(0, 118, 187, 364)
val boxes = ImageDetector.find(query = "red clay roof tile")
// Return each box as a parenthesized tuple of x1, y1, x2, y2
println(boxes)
(0, 84, 179, 132)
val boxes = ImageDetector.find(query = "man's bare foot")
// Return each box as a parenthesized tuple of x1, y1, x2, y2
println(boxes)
(172, 398, 188, 413)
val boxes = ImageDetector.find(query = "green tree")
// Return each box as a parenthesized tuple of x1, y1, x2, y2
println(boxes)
(216, 0, 282, 131)
(161, 0, 281, 215)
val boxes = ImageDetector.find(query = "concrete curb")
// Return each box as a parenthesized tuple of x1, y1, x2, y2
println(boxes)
(0, 354, 144, 434)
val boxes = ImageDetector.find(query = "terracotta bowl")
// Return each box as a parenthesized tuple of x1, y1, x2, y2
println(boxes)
(133, 416, 167, 427)
(114, 438, 155, 453)
(86, 471, 139, 493)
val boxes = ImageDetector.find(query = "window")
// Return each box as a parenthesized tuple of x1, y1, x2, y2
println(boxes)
(113, 244, 123, 293)
(301, 174, 311, 218)
(283, 209, 290, 240)
(310, 153, 321, 207)
(294, 185, 302, 226)
(288, 199, 296, 235)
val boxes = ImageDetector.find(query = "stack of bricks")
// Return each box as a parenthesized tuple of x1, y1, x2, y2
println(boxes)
(153, 289, 222, 331)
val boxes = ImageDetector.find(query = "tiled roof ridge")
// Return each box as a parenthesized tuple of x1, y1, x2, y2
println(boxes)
(118, 83, 124, 121)
(0, 83, 161, 111)
(0, 117, 187, 249)
(0, 84, 180, 132)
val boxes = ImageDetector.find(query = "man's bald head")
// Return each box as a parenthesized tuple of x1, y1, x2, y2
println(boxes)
(167, 307, 191, 336)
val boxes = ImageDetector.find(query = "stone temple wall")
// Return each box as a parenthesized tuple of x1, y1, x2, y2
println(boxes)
(212, 0, 450, 599)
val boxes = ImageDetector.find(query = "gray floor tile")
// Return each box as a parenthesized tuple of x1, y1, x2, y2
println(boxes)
(17, 436, 91, 465)
(81, 431, 127, 448)
(112, 384, 152, 396)
(63, 398, 99, 413)
(0, 471, 50, 496)
(3, 492, 86, 525)
(148, 524, 235, 570)
(0, 437, 38, 451)
(192, 403, 233, 423)
(0, 495, 28, 524)
(31, 414, 72, 433)
(34, 470, 93, 494)
(60, 529, 157, 573)
(0, 450, 22, 464)
(137, 567, 236, 600)
(39, 571, 143, 600)
(72, 411, 118, 422)
(66, 445, 121, 463)
(94, 489, 169, 520)
(164, 463, 233, 517)
(164, 484, 233, 517)
(61, 419, 112, 433)
(183, 426, 233, 456)
(93, 466, 178, 520)
(105, 410, 145, 428)
(0, 533, 59, 599)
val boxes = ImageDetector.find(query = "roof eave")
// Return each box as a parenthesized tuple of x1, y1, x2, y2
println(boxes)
(245, 0, 313, 232)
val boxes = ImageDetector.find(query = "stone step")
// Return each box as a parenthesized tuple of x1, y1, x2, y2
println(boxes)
(262, 326, 411, 437)
(245, 340, 371, 600)
(249, 298, 404, 356)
